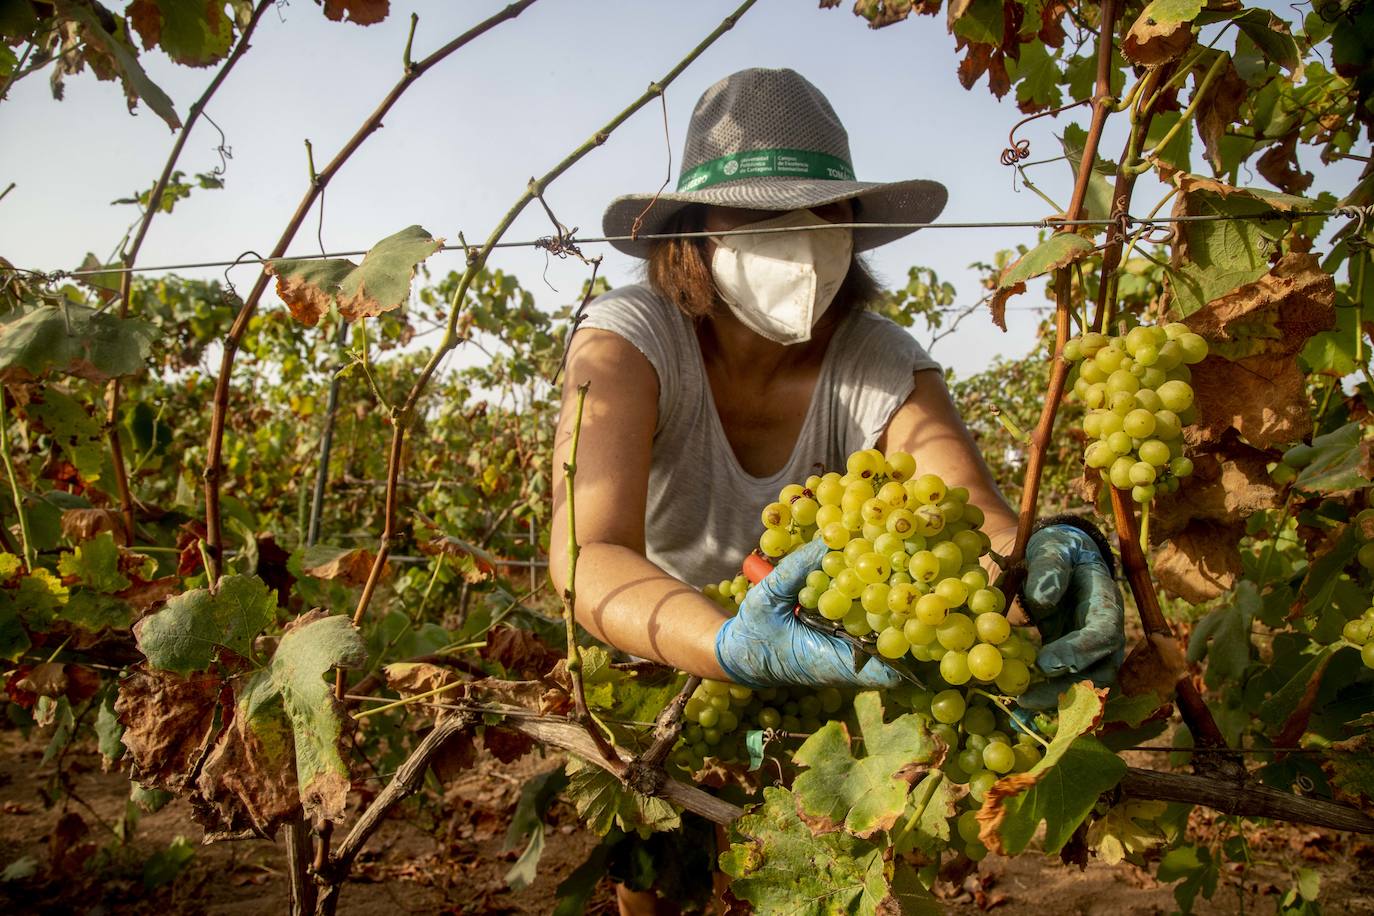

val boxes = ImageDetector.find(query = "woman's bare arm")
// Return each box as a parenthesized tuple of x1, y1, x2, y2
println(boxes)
(550, 329, 730, 679)
(878, 368, 1021, 559)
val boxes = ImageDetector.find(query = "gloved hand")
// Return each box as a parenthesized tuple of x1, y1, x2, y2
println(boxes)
(1016, 522, 1125, 710)
(715, 539, 901, 689)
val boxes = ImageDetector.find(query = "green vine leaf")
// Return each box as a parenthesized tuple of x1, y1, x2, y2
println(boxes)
(563, 755, 680, 838)
(127, 0, 235, 68)
(134, 574, 278, 675)
(977, 681, 1126, 855)
(196, 609, 367, 833)
(0, 304, 157, 383)
(266, 225, 443, 327)
(1187, 580, 1259, 686)
(1292, 421, 1374, 494)
(1000, 233, 1095, 289)
(721, 786, 939, 916)
(57, 532, 130, 594)
(1157, 843, 1220, 913)
(792, 691, 937, 838)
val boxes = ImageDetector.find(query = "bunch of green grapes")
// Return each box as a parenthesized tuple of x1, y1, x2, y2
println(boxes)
(1062, 323, 1208, 504)
(1341, 608, 1374, 670)
(673, 678, 848, 772)
(703, 573, 750, 610)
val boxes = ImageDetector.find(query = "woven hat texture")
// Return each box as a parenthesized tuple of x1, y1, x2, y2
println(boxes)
(602, 68, 947, 257)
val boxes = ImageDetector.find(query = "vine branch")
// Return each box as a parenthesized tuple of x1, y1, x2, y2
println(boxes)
(202, 0, 541, 583)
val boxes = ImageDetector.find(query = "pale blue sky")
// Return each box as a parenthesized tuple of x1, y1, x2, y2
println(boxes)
(0, 0, 1363, 376)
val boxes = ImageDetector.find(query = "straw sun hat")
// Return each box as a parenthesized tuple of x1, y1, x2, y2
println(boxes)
(601, 67, 948, 258)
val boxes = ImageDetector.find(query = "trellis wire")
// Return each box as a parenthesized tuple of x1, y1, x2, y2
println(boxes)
(18, 205, 1372, 280)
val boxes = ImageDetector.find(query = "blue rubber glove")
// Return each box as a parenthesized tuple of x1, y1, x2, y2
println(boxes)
(715, 539, 901, 689)
(1016, 523, 1125, 710)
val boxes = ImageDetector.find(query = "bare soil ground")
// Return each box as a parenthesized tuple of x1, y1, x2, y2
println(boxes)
(1, 727, 1372, 915)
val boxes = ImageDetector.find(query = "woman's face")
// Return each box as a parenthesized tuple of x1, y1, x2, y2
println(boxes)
(701, 200, 855, 235)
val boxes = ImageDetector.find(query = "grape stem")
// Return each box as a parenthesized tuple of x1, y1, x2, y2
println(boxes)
(971, 687, 1051, 750)
(891, 771, 944, 849)
(0, 391, 34, 570)
(561, 382, 621, 767)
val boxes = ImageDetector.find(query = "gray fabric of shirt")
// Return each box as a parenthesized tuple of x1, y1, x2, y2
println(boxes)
(576, 283, 941, 589)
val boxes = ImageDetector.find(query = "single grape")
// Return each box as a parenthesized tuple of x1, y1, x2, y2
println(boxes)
(821, 550, 847, 577)
(885, 451, 917, 482)
(1123, 408, 1156, 438)
(877, 480, 908, 508)
(1343, 619, 1372, 645)
(983, 742, 1016, 774)
(1138, 439, 1171, 467)
(806, 570, 831, 592)
(790, 496, 819, 526)
(861, 582, 892, 614)
(854, 552, 892, 584)
(834, 569, 865, 599)
(961, 567, 989, 592)
(697, 706, 720, 728)
(847, 449, 883, 479)
(962, 704, 995, 736)
(934, 577, 969, 608)
(936, 613, 976, 651)
(1129, 461, 1157, 486)
(969, 770, 998, 802)
(798, 585, 820, 608)
(940, 650, 972, 685)
(1169, 456, 1194, 478)
(931, 689, 966, 724)
(1362, 642, 1374, 669)
(968, 643, 1004, 681)
(903, 618, 936, 647)
(1156, 379, 1195, 412)
(910, 473, 948, 505)
(818, 686, 844, 714)
(908, 550, 941, 583)
(995, 658, 1031, 695)
(877, 627, 910, 658)
(843, 538, 874, 564)
(761, 501, 792, 530)
(914, 593, 950, 626)
(818, 588, 852, 620)
(756, 707, 782, 729)
(1177, 332, 1208, 364)
(975, 611, 1011, 644)
(957, 810, 982, 845)
(821, 522, 850, 550)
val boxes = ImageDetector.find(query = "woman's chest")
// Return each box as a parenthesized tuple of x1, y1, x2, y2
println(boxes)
(704, 363, 822, 478)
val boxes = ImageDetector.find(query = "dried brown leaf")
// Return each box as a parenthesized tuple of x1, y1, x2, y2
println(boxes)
(320, 0, 390, 26)
(301, 545, 378, 587)
(1122, 14, 1193, 66)
(479, 625, 560, 679)
(1197, 59, 1247, 172)
(60, 508, 125, 545)
(16, 662, 68, 698)
(116, 664, 223, 793)
(1256, 133, 1314, 196)
(431, 727, 478, 783)
(270, 272, 332, 327)
(383, 661, 462, 698)
(1117, 633, 1190, 705)
(196, 699, 300, 837)
(483, 725, 536, 764)
(988, 281, 1023, 332)
(1152, 520, 1246, 604)
(977, 773, 1038, 855)
(1152, 443, 1281, 539)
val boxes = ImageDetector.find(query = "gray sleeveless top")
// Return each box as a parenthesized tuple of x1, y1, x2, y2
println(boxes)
(577, 284, 940, 588)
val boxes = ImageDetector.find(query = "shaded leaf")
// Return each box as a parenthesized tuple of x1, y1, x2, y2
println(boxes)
(1324, 732, 1374, 816)
(56, 0, 181, 129)
(1086, 799, 1168, 866)
(94, 690, 125, 770)
(1116, 633, 1189, 707)
(1158, 843, 1219, 912)
(134, 574, 277, 675)
(0, 304, 157, 383)
(1187, 581, 1258, 685)
(142, 836, 195, 888)
(266, 226, 442, 326)
(564, 755, 679, 838)
(792, 691, 936, 838)
(1293, 421, 1374, 494)
(977, 682, 1125, 855)
(60, 508, 124, 544)
(480, 624, 560, 678)
(1000, 233, 1094, 289)
(504, 766, 571, 891)
(721, 786, 938, 916)
(1194, 54, 1247, 173)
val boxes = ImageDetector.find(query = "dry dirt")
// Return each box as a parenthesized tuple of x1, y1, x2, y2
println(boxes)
(1, 726, 1372, 915)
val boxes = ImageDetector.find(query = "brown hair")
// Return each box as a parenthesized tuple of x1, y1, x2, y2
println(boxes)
(644, 204, 881, 321)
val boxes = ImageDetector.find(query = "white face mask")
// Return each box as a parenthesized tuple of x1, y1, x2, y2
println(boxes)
(709, 209, 854, 345)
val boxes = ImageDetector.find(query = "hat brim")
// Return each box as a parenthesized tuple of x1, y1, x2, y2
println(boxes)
(601, 177, 948, 258)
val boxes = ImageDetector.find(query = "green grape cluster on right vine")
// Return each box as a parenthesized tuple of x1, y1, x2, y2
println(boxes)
(1063, 323, 1209, 503)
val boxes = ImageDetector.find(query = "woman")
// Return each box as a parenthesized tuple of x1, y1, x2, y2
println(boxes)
(550, 67, 1122, 715)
